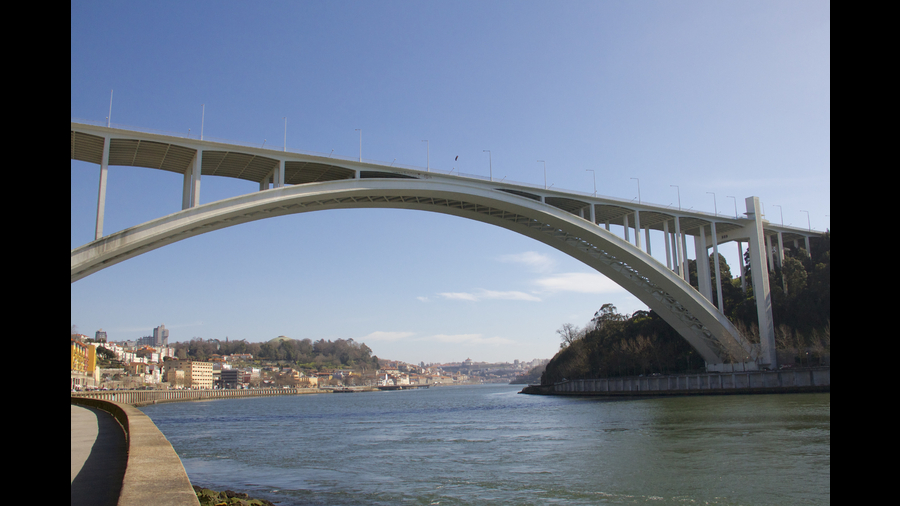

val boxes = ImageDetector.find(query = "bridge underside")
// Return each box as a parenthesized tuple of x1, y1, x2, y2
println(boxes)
(71, 178, 758, 369)
(71, 129, 756, 239)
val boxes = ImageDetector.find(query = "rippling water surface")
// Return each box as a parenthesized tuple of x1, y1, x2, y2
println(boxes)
(140, 384, 829, 505)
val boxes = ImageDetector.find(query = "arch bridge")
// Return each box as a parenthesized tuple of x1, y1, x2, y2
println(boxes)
(71, 121, 824, 371)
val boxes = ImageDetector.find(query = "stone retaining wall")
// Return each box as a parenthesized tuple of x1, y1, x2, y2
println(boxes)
(72, 387, 321, 406)
(525, 367, 830, 396)
(71, 397, 201, 506)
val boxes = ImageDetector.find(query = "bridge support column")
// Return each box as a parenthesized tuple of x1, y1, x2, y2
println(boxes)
(745, 196, 776, 368)
(644, 226, 651, 256)
(777, 231, 786, 294)
(674, 217, 684, 279)
(95, 136, 110, 240)
(711, 222, 723, 313)
(696, 226, 712, 300)
(187, 150, 202, 208)
(738, 241, 747, 293)
(183, 167, 192, 209)
(276, 160, 285, 188)
(776, 232, 785, 268)
(623, 214, 630, 243)
(664, 220, 672, 270)
(634, 210, 641, 250)
(766, 234, 775, 272)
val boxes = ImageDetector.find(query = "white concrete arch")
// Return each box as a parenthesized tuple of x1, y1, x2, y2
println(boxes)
(71, 178, 757, 369)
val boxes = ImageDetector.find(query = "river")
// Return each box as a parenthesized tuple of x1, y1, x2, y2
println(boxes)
(139, 384, 829, 505)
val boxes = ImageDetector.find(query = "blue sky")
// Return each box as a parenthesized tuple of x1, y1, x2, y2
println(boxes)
(71, 1, 830, 364)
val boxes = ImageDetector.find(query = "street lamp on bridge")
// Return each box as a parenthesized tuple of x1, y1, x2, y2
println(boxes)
(707, 192, 717, 216)
(800, 210, 810, 232)
(538, 160, 547, 189)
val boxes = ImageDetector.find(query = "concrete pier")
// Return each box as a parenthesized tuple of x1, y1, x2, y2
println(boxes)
(521, 367, 830, 396)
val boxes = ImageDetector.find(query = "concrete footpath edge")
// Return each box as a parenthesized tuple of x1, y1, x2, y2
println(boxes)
(71, 397, 201, 506)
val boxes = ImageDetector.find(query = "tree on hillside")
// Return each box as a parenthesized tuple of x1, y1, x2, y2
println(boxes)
(541, 231, 829, 383)
(557, 323, 582, 350)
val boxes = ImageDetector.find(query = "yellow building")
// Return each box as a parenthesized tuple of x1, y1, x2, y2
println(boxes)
(71, 339, 98, 389)
(297, 375, 319, 388)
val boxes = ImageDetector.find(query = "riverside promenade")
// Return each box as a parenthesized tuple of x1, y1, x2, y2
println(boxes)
(71, 387, 326, 505)
(72, 403, 128, 506)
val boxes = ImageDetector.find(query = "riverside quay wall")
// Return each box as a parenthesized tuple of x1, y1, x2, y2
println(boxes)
(71, 387, 324, 407)
(521, 367, 830, 396)
(71, 397, 201, 506)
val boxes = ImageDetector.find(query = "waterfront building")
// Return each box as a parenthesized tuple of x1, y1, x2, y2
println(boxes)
(71, 338, 99, 389)
(221, 369, 241, 389)
(94, 329, 107, 342)
(164, 359, 214, 389)
(297, 375, 318, 388)
(166, 368, 186, 389)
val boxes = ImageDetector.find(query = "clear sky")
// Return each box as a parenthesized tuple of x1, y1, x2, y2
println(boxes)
(71, 1, 830, 365)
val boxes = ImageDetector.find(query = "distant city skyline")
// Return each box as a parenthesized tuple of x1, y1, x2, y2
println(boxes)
(72, 1, 829, 364)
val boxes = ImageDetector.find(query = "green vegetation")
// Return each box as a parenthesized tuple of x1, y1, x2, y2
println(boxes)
(541, 231, 830, 385)
(193, 486, 274, 506)
(172, 336, 379, 371)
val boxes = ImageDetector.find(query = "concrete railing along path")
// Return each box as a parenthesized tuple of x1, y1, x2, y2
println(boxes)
(71, 397, 200, 506)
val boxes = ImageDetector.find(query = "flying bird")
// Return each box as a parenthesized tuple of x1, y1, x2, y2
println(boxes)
(455, 155, 459, 161)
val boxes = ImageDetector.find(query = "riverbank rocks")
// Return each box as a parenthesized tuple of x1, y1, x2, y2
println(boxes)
(192, 485, 275, 506)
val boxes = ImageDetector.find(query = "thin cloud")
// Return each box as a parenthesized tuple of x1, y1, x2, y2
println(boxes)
(426, 333, 516, 346)
(497, 251, 556, 273)
(437, 289, 541, 302)
(533, 272, 624, 294)
(359, 331, 415, 342)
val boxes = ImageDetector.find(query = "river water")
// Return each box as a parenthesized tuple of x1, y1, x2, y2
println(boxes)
(139, 384, 829, 505)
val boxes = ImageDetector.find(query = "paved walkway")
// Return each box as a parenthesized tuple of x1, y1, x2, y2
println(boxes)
(71, 404, 128, 506)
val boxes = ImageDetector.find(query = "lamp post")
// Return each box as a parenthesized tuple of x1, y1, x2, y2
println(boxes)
(107, 89, 113, 127)
(707, 192, 717, 216)
(483, 150, 492, 181)
(422, 140, 429, 171)
(727, 196, 738, 218)
(800, 210, 810, 231)
(538, 160, 546, 189)
(773, 204, 783, 225)
(631, 178, 641, 204)
(586, 169, 596, 196)
(670, 185, 681, 210)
